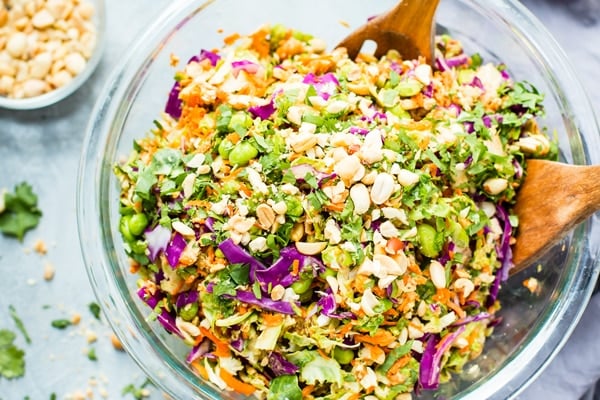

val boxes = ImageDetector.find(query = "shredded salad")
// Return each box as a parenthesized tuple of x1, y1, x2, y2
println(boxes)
(114, 24, 556, 399)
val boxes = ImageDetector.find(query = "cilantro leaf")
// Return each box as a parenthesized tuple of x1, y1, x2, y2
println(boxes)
(0, 329, 25, 379)
(0, 182, 42, 241)
(8, 306, 30, 344)
(88, 302, 102, 320)
(87, 347, 97, 361)
(51, 319, 72, 329)
(122, 378, 154, 399)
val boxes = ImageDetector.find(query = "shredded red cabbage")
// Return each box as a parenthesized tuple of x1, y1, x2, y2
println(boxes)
(470, 76, 485, 91)
(186, 339, 210, 363)
(165, 232, 187, 268)
(137, 286, 161, 309)
(419, 326, 466, 390)
(229, 290, 297, 315)
(231, 60, 260, 77)
(317, 288, 355, 320)
(165, 82, 182, 119)
(495, 204, 514, 281)
(157, 308, 184, 338)
(175, 290, 199, 309)
(253, 246, 303, 289)
(451, 312, 492, 327)
(290, 164, 336, 186)
(435, 56, 450, 72)
(446, 54, 469, 68)
(302, 72, 340, 100)
(230, 338, 244, 352)
(482, 114, 492, 128)
(448, 103, 462, 117)
(349, 126, 370, 135)
(268, 351, 300, 376)
(204, 217, 215, 232)
(249, 99, 276, 120)
(218, 238, 267, 272)
(198, 49, 221, 66)
(145, 224, 172, 262)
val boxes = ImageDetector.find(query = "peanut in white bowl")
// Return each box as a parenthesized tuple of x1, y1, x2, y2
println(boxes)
(77, 0, 600, 399)
(0, 0, 105, 110)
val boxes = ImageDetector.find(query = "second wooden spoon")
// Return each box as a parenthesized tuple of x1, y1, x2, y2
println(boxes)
(511, 159, 600, 275)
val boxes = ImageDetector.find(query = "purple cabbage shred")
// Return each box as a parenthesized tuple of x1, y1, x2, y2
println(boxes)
(268, 352, 300, 376)
(165, 232, 187, 268)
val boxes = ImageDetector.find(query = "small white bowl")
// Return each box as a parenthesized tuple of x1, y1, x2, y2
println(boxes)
(0, 0, 106, 110)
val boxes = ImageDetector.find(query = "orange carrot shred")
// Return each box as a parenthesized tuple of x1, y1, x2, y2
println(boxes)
(219, 369, 256, 396)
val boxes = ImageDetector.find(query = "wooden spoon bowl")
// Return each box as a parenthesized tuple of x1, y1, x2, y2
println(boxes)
(337, 0, 441, 64)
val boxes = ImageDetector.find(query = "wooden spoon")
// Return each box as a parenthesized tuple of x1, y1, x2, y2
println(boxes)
(337, 0, 441, 63)
(511, 159, 600, 275)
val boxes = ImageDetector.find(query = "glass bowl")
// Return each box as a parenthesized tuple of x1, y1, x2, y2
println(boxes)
(0, 0, 105, 110)
(77, 0, 600, 399)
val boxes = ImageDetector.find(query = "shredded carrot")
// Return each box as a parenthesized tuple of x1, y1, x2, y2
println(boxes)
(407, 262, 422, 275)
(446, 298, 467, 319)
(364, 343, 385, 363)
(223, 33, 241, 45)
(371, 285, 386, 298)
(355, 329, 396, 347)
(324, 202, 345, 212)
(219, 369, 256, 396)
(129, 260, 141, 274)
(347, 394, 360, 400)
(206, 246, 215, 263)
(200, 327, 230, 357)
(302, 385, 315, 398)
(261, 313, 283, 327)
(249, 29, 270, 57)
(336, 322, 354, 338)
(238, 183, 253, 197)
(387, 354, 411, 376)
(291, 259, 300, 276)
(318, 348, 330, 359)
(226, 132, 241, 144)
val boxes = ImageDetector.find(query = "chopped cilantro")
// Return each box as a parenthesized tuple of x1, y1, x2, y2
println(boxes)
(0, 329, 25, 379)
(87, 347, 97, 361)
(8, 306, 30, 345)
(122, 378, 154, 399)
(88, 302, 102, 320)
(51, 319, 72, 330)
(0, 182, 42, 241)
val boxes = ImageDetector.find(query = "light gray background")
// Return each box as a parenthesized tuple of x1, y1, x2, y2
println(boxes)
(0, 1, 598, 399)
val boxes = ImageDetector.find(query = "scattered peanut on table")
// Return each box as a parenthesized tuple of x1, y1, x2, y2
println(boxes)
(0, 0, 97, 99)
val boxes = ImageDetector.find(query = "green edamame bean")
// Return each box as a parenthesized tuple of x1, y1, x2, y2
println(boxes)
(180, 302, 199, 321)
(218, 138, 234, 159)
(319, 267, 337, 279)
(119, 216, 135, 242)
(291, 278, 313, 295)
(228, 141, 258, 166)
(333, 347, 354, 365)
(417, 223, 441, 258)
(128, 213, 149, 236)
